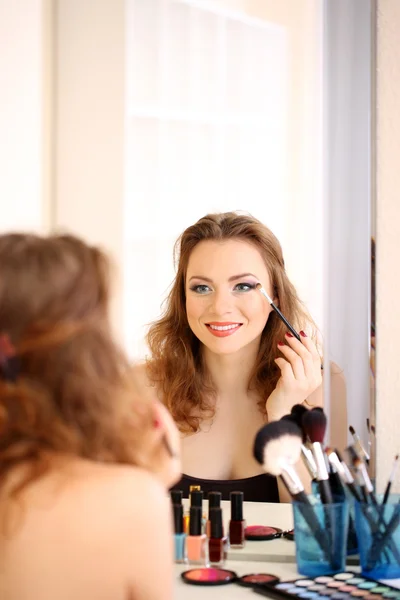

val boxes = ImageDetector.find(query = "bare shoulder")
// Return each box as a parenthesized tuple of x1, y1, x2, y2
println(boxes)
(67, 461, 168, 532)
(79, 460, 164, 504)
(130, 360, 161, 402)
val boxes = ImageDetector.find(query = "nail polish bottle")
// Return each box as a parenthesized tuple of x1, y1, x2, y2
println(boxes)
(170, 489, 183, 505)
(208, 507, 228, 566)
(186, 506, 208, 566)
(183, 486, 202, 534)
(229, 491, 245, 548)
(173, 504, 187, 563)
(206, 491, 222, 537)
(190, 489, 206, 533)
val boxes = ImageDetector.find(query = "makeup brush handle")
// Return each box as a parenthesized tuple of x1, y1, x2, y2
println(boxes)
(318, 479, 334, 505)
(270, 302, 301, 341)
(367, 503, 400, 569)
(347, 482, 362, 503)
(382, 483, 391, 506)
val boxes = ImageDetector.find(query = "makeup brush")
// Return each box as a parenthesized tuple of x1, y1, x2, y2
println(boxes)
(347, 446, 376, 504)
(367, 499, 400, 571)
(253, 420, 303, 468)
(280, 414, 317, 479)
(290, 404, 309, 430)
(349, 425, 370, 464)
(326, 448, 362, 502)
(256, 283, 301, 341)
(302, 409, 333, 504)
(256, 283, 324, 371)
(382, 454, 399, 506)
(253, 420, 331, 559)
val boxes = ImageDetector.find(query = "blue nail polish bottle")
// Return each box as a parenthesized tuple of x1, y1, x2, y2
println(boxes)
(173, 503, 187, 563)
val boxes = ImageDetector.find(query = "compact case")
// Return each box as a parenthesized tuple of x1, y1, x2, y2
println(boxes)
(244, 525, 295, 541)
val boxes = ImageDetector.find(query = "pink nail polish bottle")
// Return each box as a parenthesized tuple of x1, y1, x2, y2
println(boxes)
(186, 506, 208, 566)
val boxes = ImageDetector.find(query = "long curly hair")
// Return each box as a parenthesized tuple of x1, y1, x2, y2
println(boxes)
(0, 233, 152, 498)
(146, 212, 315, 433)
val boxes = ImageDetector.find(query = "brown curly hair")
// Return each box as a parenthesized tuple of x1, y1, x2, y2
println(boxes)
(146, 212, 316, 433)
(0, 233, 152, 498)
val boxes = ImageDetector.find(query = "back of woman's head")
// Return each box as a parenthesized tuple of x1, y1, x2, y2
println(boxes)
(147, 212, 312, 431)
(0, 233, 149, 494)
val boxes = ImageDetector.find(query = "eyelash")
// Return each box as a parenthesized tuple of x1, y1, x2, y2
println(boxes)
(189, 282, 257, 294)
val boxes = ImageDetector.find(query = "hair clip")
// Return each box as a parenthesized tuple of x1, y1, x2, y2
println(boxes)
(0, 333, 19, 382)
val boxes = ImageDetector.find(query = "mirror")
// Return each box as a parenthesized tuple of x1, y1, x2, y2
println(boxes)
(122, 0, 375, 458)
(50, 0, 375, 473)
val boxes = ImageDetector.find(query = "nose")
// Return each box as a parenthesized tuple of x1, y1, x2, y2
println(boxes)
(210, 289, 234, 316)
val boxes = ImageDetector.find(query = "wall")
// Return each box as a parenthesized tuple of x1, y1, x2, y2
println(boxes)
(54, 0, 126, 341)
(376, 0, 400, 493)
(0, 0, 53, 233)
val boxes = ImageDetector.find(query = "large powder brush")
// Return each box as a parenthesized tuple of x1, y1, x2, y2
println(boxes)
(253, 420, 303, 473)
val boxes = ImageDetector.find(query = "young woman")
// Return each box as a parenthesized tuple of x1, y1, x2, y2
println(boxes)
(133, 212, 347, 502)
(0, 233, 180, 600)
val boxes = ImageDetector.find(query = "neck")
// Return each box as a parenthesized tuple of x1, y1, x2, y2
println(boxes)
(202, 338, 261, 396)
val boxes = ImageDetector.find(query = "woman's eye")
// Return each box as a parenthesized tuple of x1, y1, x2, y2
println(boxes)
(190, 284, 211, 294)
(234, 282, 255, 292)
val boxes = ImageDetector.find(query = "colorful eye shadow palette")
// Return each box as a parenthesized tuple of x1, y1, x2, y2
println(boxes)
(254, 572, 400, 600)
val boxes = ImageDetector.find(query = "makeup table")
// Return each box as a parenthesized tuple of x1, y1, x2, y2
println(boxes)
(175, 501, 400, 599)
(175, 501, 297, 598)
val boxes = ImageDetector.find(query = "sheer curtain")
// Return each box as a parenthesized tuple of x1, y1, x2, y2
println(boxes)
(124, 0, 324, 360)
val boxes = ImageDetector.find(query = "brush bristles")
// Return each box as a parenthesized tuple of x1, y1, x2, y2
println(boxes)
(281, 413, 306, 443)
(253, 420, 302, 475)
(302, 408, 327, 444)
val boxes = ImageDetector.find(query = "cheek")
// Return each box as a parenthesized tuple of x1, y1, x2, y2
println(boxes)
(186, 295, 203, 319)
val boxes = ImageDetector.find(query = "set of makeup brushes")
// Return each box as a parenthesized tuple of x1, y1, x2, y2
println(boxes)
(253, 406, 400, 570)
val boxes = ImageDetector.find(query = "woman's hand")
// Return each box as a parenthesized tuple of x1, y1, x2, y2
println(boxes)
(266, 331, 322, 421)
(132, 401, 182, 489)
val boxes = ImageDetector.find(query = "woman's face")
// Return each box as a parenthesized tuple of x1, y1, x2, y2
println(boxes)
(185, 239, 274, 356)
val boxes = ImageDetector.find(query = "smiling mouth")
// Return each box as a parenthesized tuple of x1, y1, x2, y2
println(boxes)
(207, 323, 242, 331)
(205, 322, 243, 337)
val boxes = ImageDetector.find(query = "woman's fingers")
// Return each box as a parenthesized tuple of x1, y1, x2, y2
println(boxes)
(277, 342, 307, 380)
(279, 332, 321, 381)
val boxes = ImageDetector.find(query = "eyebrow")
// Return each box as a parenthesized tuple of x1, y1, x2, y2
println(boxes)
(188, 272, 259, 283)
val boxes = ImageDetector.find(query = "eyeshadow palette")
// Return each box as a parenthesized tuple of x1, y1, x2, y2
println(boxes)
(254, 572, 400, 600)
